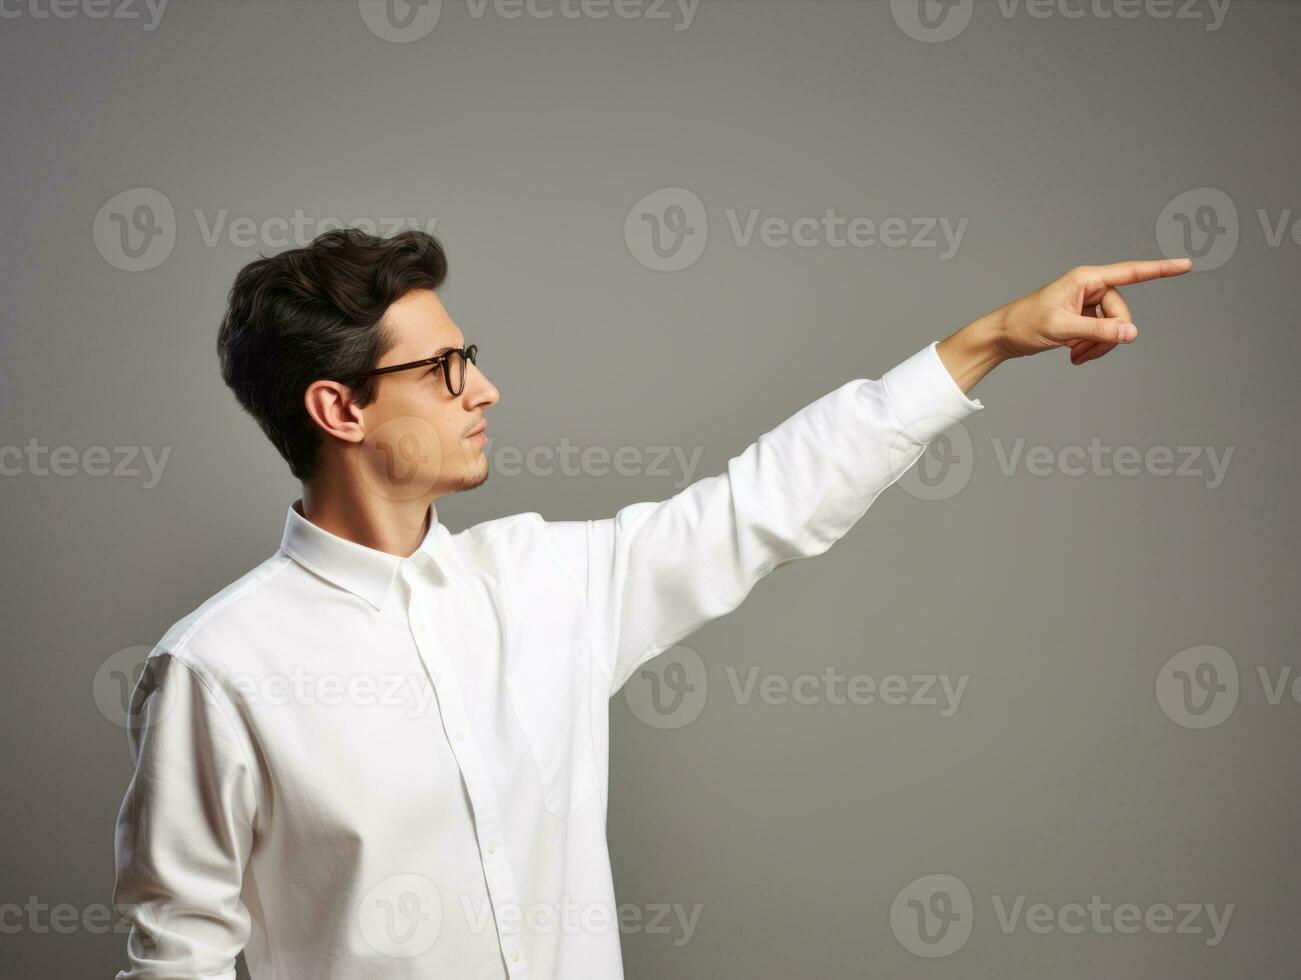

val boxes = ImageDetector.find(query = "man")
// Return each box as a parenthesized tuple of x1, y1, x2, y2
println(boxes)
(112, 228, 1190, 978)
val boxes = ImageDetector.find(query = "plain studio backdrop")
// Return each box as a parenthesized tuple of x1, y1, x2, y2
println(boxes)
(1, 0, 1297, 976)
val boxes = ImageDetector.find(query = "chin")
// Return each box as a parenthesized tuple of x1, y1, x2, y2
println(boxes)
(446, 456, 490, 494)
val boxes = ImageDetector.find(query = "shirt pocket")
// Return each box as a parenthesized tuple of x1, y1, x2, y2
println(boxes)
(505, 663, 599, 822)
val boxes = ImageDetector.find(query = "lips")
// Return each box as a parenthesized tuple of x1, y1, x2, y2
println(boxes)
(465, 421, 487, 438)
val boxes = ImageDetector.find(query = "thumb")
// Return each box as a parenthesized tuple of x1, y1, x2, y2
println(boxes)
(1056, 314, 1138, 345)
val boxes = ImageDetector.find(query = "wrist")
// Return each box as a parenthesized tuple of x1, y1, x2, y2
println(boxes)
(972, 308, 1014, 361)
(936, 313, 1008, 396)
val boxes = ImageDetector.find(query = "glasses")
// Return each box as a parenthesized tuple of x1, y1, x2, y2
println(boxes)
(353, 344, 479, 397)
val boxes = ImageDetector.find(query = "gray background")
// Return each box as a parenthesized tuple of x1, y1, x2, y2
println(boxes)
(2, 0, 1297, 975)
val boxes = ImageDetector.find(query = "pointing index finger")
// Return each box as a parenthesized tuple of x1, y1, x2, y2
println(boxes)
(1090, 257, 1194, 287)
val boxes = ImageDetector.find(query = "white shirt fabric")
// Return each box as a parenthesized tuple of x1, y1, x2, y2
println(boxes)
(113, 340, 984, 979)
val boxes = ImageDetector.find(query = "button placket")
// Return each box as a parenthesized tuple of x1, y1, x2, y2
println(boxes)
(404, 574, 529, 978)
(403, 577, 443, 693)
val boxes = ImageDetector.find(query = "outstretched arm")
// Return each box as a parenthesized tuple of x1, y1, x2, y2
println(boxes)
(548, 258, 1191, 696)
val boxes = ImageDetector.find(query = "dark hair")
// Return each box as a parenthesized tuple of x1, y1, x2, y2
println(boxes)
(217, 228, 448, 480)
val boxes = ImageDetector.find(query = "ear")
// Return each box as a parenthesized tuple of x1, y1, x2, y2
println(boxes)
(303, 380, 367, 446)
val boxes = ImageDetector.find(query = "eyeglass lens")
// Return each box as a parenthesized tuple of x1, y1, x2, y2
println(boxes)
(445, 345, 477, 395)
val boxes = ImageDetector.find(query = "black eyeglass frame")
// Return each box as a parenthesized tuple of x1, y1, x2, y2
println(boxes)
(351, 344, 479, 397)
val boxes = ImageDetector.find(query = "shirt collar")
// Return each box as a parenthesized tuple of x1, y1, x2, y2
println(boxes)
(279, 500, 446, 611)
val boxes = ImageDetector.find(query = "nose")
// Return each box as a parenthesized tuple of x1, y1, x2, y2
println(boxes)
(463, 359, 500, 410)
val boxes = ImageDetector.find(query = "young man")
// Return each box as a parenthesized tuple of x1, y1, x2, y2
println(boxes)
(112, 228, 1190, 979)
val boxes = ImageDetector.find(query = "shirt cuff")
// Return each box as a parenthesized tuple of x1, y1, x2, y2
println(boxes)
(880, 340, 985, 445)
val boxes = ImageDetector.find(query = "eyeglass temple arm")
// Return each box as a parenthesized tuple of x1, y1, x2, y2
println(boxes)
(356, 346, 473, 381)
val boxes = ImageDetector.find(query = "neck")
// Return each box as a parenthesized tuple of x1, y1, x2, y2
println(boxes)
(300, 461, 436, 558)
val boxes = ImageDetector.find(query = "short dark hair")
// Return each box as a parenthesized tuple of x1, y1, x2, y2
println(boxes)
(217, 228, 448, 480)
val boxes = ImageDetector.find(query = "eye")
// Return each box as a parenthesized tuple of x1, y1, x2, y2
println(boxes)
(427, 363, 443, 377)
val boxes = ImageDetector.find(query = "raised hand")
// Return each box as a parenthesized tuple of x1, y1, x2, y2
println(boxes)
(991, 258, 1193, 365)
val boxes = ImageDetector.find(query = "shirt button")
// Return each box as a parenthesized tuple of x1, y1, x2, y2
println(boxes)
(414, 623, 427, 634)
(455, 730, 465, 742)
(511, 951, 520, 962)
(487, 841, 498, 854)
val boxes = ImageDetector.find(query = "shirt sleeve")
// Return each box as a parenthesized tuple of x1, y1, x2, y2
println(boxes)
(112, 652, 258, 980)
(548, 340, 986, 698)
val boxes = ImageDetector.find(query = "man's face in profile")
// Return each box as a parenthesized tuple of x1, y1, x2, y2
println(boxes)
(355, 289, 500, 501)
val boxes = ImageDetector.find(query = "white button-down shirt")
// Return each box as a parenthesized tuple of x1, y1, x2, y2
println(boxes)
(113, 340, 984, 979)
